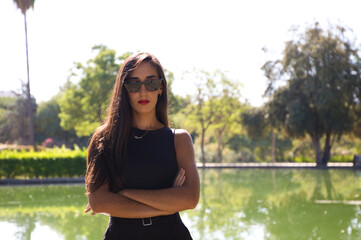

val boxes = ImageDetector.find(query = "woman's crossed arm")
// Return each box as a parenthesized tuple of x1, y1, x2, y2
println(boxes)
(85, 129, 200, 217)
(120, 129, 200, 212)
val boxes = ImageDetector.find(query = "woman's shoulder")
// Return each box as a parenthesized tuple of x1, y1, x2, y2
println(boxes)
(173, 128, 193, 145)
(173, 128, 189, 135)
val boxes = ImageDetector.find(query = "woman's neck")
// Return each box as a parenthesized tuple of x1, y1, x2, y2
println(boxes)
(131, 111, 164, 130)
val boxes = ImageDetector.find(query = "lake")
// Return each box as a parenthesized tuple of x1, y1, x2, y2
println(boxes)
(1, 168, 361, 240)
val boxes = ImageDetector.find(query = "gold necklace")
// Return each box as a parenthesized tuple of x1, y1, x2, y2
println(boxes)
(133, 130, 150, 139)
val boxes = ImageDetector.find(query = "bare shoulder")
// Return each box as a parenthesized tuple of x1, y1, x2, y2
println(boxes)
(173, 129, 195, 166)
(174, 129, 193, 146)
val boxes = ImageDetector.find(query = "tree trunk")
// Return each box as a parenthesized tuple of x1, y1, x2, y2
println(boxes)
(271, 130, 276, 162)
(24, 12, 35, 148)
(217, 128, 224, 163)
(312, 136, 323, 166)
(322, 132, 332, 166)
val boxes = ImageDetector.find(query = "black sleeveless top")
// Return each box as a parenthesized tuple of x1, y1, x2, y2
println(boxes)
(106, 127, 193, 240)
(121, 126, 178, 189)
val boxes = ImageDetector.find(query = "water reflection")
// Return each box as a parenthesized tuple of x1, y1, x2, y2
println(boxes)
(186, 169, 361, 240)
(0, 185, 108, 240)
(0, 169, 360, 240)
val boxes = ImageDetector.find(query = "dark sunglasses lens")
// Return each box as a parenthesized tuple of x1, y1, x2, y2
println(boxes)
(145, 79, 161, 91)
(125, 82, 141, 92)
(125, 79, 161, 92)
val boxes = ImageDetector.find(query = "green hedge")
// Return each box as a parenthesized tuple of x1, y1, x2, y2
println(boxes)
(329, 155, 354, 162)
(0, 146, 355, 179)
(291, 155, 353, 163)
(0, 146, 87, 179)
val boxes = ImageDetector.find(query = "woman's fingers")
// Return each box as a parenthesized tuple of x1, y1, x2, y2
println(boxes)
(84, 203, 97, 215)
(173, 168, 186, 187)
(84, 203, 91, 213)
(176, 169, 185, 185)
(173, 169, 179, 186)
(179, 175, 186, 186)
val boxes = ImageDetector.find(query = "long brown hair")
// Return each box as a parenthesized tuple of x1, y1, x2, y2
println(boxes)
(85, 52, 169, 194)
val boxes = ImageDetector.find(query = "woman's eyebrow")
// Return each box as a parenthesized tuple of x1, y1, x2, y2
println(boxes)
(127, 75, 158, 80)
(146, 75, 157, 79)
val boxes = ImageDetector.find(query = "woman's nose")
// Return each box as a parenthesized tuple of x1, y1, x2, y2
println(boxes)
(139, 83, 147, 94)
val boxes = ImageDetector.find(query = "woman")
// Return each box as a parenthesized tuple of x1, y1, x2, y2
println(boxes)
(84, 52, 200, 239)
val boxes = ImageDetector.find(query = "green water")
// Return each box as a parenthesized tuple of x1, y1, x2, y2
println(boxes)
(1, 169, 361, 240)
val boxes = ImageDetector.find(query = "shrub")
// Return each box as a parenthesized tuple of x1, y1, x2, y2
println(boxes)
(329, 155, 353, 162)
(0, 146, 87, 179)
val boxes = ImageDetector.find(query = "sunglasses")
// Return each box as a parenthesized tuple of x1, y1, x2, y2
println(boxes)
(124, 79, 162, 93)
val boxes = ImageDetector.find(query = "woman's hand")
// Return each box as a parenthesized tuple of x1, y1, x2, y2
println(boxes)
(84, 202, 97, 215)
(173, 168, 186, 187)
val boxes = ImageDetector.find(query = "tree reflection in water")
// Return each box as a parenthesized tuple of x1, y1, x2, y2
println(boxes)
(186, 169, 361, 240)
(0, 184, 108, 240)
(0, 169, 361, 240)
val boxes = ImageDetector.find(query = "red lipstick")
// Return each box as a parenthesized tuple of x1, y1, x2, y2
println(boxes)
(138, 100, 150, 105)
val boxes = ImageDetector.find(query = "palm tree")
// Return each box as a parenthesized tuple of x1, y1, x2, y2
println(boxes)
(13, 0, 35, 147)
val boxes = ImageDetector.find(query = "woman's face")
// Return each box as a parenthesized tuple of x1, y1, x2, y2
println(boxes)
(126, 62, 162, 115)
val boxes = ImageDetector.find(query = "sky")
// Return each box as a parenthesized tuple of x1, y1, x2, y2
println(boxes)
(1, 0, 361, 107)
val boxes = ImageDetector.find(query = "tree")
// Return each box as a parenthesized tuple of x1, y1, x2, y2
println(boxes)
(263, 22, 361, 166)
(35, 95, 88, 148)
(0, 96, 23, 143)
(241, 107, 270, 140)
(241, 107, 294, 162)
(209, 71, 243, 163)
(180, 70, 243, 164)
(241, 107, 276, 161)
(180, 70, 218, 166)
(13, 0, 36, 147)
(0, 85, 36, 144)
(58, 47, 181, 138)
(58, 46, 131, 137)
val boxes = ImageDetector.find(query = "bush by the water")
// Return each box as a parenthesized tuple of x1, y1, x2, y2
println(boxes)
(0, 146, 87, 179)
(292, 155, 354, 163)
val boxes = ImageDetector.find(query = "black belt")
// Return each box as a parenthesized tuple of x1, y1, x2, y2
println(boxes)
(110, 212, 181, 227)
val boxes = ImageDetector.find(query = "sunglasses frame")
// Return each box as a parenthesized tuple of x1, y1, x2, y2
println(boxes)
(124, 79, 162, 93)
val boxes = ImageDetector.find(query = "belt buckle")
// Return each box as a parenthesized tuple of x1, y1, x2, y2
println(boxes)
(142, 217, 152, 226)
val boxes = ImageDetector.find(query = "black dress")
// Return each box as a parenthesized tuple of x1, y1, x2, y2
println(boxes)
(103, 127, 193, 240)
